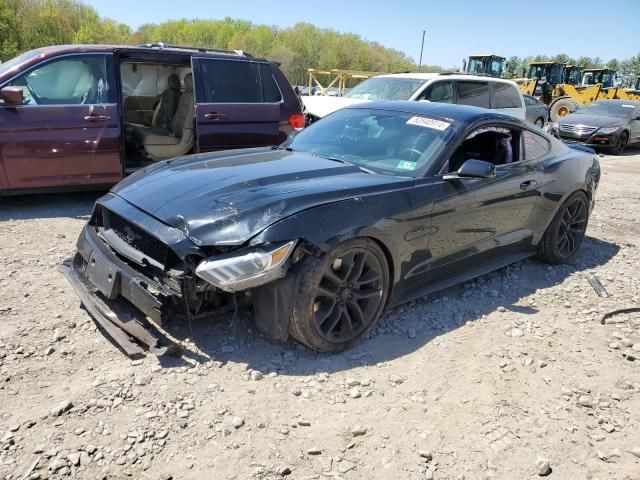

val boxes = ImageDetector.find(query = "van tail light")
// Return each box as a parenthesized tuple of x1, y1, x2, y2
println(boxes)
(288, 113, 305, 130)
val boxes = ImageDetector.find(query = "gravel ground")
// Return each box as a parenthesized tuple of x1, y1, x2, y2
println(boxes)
(1, 148, 639, 480)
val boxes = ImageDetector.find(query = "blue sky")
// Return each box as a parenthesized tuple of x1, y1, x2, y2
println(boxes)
(86, 0, 639, 67)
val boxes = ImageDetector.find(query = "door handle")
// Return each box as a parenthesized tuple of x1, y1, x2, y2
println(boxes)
(204, 112, 226, 120)
(520, 180, 538, 190)
(84, 114, 111, 122)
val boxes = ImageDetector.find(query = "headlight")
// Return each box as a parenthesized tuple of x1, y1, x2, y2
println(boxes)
(195, 241, 297, 292)
(597, 127, 619, 134)
(550, 121, 558, 130)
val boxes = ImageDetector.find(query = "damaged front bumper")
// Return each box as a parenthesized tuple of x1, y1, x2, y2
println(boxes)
(59, 226, 179, 357)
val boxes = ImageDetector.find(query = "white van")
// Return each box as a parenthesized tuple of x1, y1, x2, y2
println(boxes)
(302, 73, 526, 122)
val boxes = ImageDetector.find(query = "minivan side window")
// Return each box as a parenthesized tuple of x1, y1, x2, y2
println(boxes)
(492, 82, 521, 108)
(418, 81, 453, 103)
(456, 81, 490, 108)
(9, 55, 110, 106)
(197, 59, 281, 103)
(523, 129, 550, 160)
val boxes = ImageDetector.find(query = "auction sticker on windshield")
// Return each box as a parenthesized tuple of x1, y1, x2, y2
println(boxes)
(397, 160, 417, 171)
(406, 116, 450, 131)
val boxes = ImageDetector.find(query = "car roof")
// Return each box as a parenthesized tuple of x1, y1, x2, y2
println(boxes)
(375, 72, 519, 85)
(347, 100, 523, 125)
(16, 44, 266, 62)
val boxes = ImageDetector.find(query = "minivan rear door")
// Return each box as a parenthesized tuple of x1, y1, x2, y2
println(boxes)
(0, 53, 122, 190)
(191, 57, 281, 152)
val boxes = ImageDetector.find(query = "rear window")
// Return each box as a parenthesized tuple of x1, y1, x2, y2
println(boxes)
(493, 82, 521, 108)
(456, 81, 490, 108)
(259, 63, 282, 102)
(196, 59, 279, 103)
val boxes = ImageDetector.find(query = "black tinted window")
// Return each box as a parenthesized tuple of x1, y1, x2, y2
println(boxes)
(523, 130, 550, 160)
(493, 83, 521, 108)
(196, 59, 263, 103)
(259, 63, 282, 102)
(420, 81, 453, 103)
(456, 81, 490, 108)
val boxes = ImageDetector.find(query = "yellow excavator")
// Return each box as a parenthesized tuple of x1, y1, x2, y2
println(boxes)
(517, 62, 604, 121)
(581, 68, 640, 101)
(462, 54, 506, 78)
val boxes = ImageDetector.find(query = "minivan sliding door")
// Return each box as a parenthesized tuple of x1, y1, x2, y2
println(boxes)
(191, 57, 281, 152)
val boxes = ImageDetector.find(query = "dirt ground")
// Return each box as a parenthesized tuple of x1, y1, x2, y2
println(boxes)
(1, 148, 639, 480)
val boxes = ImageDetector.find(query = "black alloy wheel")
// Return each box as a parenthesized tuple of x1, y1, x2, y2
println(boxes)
(556, 196, 588, 258)
(289, 238, 389, 352)
(613, 131, 628, 155)
(537, 191, 589, 264)
(313, 248, 384, 343)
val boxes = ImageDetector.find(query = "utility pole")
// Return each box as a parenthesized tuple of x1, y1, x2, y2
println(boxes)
(418, 30, 426, 72)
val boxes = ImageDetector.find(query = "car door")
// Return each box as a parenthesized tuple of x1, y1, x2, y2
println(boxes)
(0, 53, 122, 190)
(191, 57, 281, 152)
(426, 124, 541, 281)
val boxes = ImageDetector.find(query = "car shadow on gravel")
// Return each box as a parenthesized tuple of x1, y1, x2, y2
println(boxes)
(0, 191, 103, 221)
(157, 234, 620, 374)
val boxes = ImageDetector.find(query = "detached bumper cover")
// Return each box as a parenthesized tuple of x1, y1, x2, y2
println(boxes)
(60, 227, 178, 357)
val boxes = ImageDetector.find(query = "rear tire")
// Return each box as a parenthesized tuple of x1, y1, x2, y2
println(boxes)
(289, 238, 390, 352)
(537, 191, 589, 264)
(549, 97, 578, 122)
(612, 131, 628, 155)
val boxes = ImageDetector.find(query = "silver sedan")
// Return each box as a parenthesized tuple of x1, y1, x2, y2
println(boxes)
(524, 95, 549, 128)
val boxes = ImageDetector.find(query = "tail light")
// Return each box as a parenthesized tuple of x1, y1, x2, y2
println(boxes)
(288, 113, 305, 130)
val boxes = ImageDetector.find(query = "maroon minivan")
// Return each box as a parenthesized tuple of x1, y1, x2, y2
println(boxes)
(0, 43, 303, 194)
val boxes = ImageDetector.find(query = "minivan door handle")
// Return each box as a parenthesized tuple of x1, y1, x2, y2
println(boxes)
(84, 114, 111, 122)
(204, 112, 226, 120)
(519, 180, 538, 190)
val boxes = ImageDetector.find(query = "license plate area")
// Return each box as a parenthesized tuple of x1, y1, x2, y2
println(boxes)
(85, 250, 120, 299)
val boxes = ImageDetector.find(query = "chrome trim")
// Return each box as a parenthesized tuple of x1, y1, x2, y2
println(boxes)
(558, 123, 598, 135)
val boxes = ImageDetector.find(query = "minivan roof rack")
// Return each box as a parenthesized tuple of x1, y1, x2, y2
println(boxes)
(137, 43, 252, 57)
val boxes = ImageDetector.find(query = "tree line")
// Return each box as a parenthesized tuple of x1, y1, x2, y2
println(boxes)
(505, 53, 640, 81)
(1, 0, 639, 87)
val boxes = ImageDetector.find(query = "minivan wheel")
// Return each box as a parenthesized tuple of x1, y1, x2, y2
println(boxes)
(534, 117, 545, 128)
(613, 131, 628, 155)
(537, 191, 589, 264)
(289, 238, 389, 352)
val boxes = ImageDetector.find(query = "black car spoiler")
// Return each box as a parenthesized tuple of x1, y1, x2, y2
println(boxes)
(566, 143, 596, 154)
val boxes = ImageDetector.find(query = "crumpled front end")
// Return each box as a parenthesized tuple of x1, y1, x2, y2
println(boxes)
(60, 192, 303, 356)
(60, 194, 238, 356)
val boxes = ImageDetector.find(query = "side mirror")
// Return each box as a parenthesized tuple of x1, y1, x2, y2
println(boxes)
(0, 86, 24, 105)
(443, 159, 496, 180)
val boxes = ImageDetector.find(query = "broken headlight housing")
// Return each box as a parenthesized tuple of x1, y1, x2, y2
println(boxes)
(195, 241, 297, 292)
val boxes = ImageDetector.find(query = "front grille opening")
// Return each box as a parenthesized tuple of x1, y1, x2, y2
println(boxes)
(104, 209, 168, 266)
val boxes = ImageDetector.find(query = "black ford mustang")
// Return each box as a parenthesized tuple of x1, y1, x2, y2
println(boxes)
(61, 101, 601, 355)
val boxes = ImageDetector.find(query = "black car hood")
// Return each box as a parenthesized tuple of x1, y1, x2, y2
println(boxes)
(561, 113, 626, 128)
(112, 148, 409, 246)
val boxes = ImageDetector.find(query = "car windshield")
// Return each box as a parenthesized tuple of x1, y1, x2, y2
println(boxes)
(285, 108, 457, 177)
(0, 49, 43, 77)
(344, 77, 427, 101)
(575, 102, 636, 118)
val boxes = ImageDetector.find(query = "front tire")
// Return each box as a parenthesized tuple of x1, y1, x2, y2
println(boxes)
(549, 97, 578, 122)
(289, 238, 390, 352)
(534, 117, 545, 128)
(537, 191, 589, 264)
(612, 131, 628, 155)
